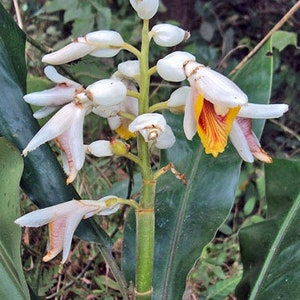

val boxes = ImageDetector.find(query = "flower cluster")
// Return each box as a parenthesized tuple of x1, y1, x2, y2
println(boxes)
(17, 0, 288, 263)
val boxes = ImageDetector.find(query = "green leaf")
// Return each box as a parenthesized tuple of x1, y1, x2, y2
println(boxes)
(236, 159, 300, 300)
(0, 1, 111, 248)
(0, 137, 30, 300)
(122, 39, 273, 298)
(272, 30, 298, 52)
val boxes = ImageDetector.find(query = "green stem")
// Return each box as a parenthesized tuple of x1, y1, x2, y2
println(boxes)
(148, 101, 168, 113)
(135, 19, 155, 299)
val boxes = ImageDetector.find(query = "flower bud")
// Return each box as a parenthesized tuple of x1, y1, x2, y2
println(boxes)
(150, 24, 189, 47)
(157, 51, 196, 82)
(110, 138, 130, 156)
(130, 0, 159, 19)
(86, 79, 127, 106)
(86, 140, 114, 157)
(117, 60, 140, 80)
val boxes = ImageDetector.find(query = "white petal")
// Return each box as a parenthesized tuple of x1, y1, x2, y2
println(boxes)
(185, 61, 248, 107)
(68, 109, 86, 170)
(33, 106, 59, 119)
(22, 103, 76, 155)
(183, 89, 197, 140)
(89, 48, 121, 58)
(229, 121, 254, 162)
(85, 30, 124, 47)
(167, 86, 191, 107)
(128, 113, 167, 133)
(24, 86, 76, 106)
(92, 104, 120, 118)
(86, 79, 127, 106)
(44, 66, 81, 87)
(107, 116, 122, 130)
(87, 140, 113, 157)
(129, 0, 159, 19)
(151, 24, 186, 47)
(42, 42, 96, 65)
(237, 103, 288, 119)
(155, 125, 176, 149)
(157, 51, 195, 82)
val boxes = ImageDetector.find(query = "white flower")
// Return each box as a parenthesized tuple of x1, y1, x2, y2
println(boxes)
(24, 66, 83, 119)
(229, 103, 288, 162)
(167, 86, 191, 108)
(42, 30, 124, 65)
(182, 61, 248, 157)
(86, 79, 127, 106)
(128, 113, 175, 149)
(15, 196, 120, 263)
(150, 24, 189, 47)
(129, 0, 159, 20)
(156, 51, 196, 82)
(23, 100, 92, 184)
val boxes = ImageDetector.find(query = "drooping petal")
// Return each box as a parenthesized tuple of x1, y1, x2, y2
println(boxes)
(194, 94, 240, 157)
(157, 51, 196, 82)
(235, 117, 272, 163)
(42, 40, 96, 65)
(183, 86, 197, 140)
(185, 61, 248, 108)
(237, 103, 289, 119)
(229, 120, 254, 163)
(22, 103, 76, 156)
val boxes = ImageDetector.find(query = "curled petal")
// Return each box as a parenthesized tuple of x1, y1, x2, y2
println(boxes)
(157, 51, 196, 82)
(155, 125, 176, 149)
(167, 86, 191, 107)
(185, 61, 248, 108)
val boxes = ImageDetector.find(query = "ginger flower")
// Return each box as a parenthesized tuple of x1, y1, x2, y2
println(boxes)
(15, 196, 120, 263)
(24, 66, 83, 119)
(128, 113, 175, 149)
(42, 30, 124, 65)
(129, 0, 159, 20)
(167, 86, 288, 162)
(183, 60, 248, 157)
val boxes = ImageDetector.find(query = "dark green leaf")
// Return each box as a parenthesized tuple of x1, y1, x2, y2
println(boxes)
(0, 137, 30, 300)
(236, 159, 300, 300)
(123, 39, 273, 298)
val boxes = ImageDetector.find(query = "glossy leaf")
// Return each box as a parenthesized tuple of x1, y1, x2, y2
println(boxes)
(0, 6, 129, 297)
(236, 159, 300, 299)
(122, 40, 273, 298)
(0, 137, 30, 300)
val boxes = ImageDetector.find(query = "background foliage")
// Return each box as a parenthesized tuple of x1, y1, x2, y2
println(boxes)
(0, 0, 299, 299)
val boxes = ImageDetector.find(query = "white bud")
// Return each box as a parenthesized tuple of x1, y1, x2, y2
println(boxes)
(130, 0, 159, 19)
(86, 79, 127, 106)
(87, 140, 114, 157)
(117, 60, 140, 80)
(151, 24, 189, 47)
(167, 86, 191, 107)
(157, 51, 196, 82)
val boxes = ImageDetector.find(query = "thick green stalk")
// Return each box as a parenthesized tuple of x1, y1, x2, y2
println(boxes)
(135, 19, 155, 299)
